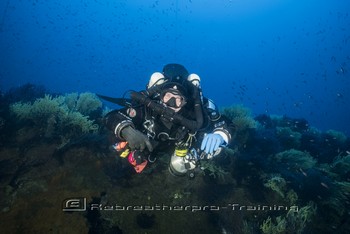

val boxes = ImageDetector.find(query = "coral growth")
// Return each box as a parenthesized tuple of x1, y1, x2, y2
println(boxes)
(64, 92, 102, 116)
(270, 115, 309, 133)
(325, 181, 350, 217)
(10, 95, 65, 125)
(10, 93, 101, 141)
(263, 174, 299, 204)
(320, 153, 350, 221)
(221, 104, 257, 130)
(276, 127, 302, 149)
(221, 105, 257, 147)
(260, 202, 317, 234)
(263, 174, 287, 198)
(271, 149, 316, 172)
(260, 216, 286, 234)
(285, 202, 317, 233)
(326, 129, 347, 145)
(200, 160, 230, 183)
(330, 153, 350, 180)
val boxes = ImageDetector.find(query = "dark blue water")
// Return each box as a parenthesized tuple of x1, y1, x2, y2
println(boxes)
(1, 0, 349, 135)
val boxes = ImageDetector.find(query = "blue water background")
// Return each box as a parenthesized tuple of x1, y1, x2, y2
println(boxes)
(0, 0, 349, 135)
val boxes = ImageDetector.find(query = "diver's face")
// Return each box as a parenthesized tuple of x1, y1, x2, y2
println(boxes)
(162, 91, 186, 112)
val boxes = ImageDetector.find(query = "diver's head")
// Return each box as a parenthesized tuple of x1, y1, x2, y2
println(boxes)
(162, 64, 189, 82)
(148, 63, 200, 89)
(162, 63, 201, 88)
(162, 63, 193, 97)
(160, 84, 187, 112)
(146, 64, 201, 108)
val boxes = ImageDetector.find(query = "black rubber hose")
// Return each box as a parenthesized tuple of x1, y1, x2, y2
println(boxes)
(130, 91, 203, 131)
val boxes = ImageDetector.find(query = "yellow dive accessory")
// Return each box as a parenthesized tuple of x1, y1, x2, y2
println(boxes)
(120, 148, 130, 158)
(174, 132, 196, 157)
(175, 147, 188, 157)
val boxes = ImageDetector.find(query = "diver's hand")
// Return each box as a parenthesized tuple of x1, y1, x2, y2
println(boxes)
(121, 126, 153, 152)
(200, 133, 224, 155)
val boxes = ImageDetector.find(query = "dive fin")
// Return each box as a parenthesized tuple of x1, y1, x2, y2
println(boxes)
(96, 94, 132, 107)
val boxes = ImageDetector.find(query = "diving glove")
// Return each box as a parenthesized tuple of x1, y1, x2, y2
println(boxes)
(121, 126, 153, 152)
(201, 133, 225, 155)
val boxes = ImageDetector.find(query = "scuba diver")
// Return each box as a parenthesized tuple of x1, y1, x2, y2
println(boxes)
(103, 64, 235, 177)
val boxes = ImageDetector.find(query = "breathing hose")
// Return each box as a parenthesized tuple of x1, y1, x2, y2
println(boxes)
(130, 90, 203, 132)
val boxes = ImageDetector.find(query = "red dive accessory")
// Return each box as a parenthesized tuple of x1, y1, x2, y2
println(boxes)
(113, 142, 148, 173)
(127, 151, 148, 173)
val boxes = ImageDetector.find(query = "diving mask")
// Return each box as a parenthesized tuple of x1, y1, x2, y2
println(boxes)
(160, 87, 187, 110)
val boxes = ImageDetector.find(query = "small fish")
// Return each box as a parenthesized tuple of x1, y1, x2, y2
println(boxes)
(336, 93, 343, 98)
(299, 168, 308, 177)
(320, 182, 329, 189)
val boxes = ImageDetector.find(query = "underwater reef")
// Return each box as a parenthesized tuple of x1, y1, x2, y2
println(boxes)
(0, 84, 349, 233)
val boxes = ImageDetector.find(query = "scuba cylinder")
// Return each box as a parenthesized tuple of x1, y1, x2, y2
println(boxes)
(169, 148, 198, 176)
(169, 133, 198, 177)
